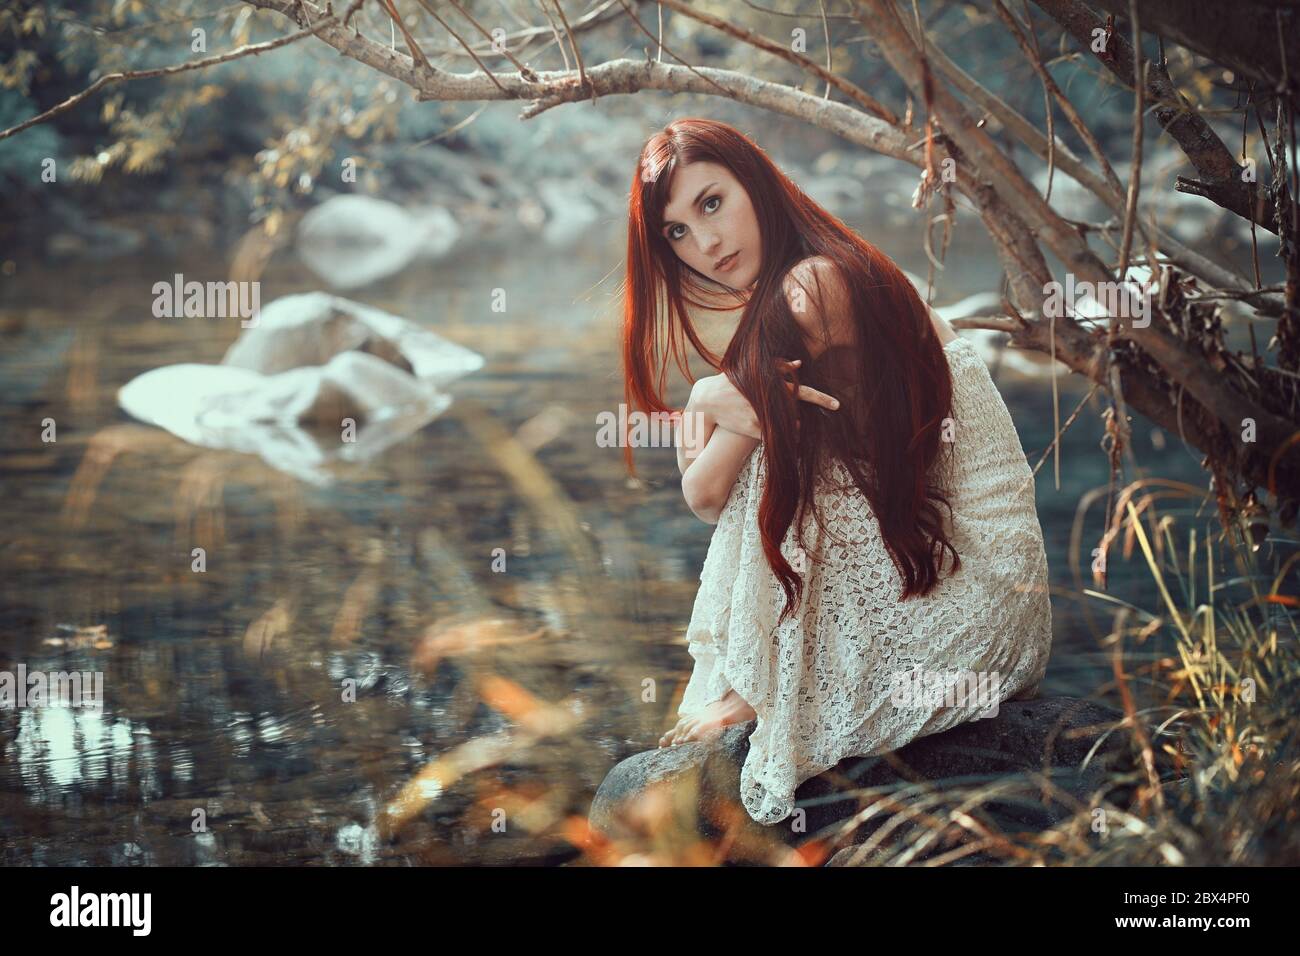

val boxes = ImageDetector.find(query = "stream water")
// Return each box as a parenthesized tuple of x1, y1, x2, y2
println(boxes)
(0, 215, 1213, 864)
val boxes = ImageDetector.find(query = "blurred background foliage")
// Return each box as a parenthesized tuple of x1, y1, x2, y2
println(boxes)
(0, 0, 1269, 259)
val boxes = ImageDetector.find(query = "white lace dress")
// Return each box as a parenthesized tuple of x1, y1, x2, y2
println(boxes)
(677, 334, 1053, 825)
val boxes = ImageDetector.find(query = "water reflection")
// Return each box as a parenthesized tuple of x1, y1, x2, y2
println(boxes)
(117, 292, 485, 485)
(0, 220, 1209, 865)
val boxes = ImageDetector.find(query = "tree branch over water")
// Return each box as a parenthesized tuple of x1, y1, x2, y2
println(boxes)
(9, 0, 1298, 525)
(0, 11, 338, 143)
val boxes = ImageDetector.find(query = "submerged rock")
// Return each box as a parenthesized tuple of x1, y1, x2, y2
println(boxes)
(590, 696, 1146, 863)
(118, 292, 483, 484)
(296, 195, 460, 289)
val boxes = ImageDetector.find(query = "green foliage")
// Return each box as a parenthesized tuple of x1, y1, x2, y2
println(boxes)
(2, 0, 404, 216)
(0, 88, 61, 174)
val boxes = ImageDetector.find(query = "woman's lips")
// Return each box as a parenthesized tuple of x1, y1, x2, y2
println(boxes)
(716, 251, 739, 273)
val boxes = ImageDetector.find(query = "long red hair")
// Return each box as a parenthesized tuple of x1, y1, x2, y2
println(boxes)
(620, 118, 960, 622)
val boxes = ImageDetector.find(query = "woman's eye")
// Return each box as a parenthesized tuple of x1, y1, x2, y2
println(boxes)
(666, 196, 721, 241)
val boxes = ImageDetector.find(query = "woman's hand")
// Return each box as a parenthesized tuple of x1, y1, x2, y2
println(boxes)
(690, 358, 839, 440)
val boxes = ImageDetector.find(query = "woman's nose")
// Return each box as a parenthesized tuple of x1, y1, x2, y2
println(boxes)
(695, 233, 721, 257)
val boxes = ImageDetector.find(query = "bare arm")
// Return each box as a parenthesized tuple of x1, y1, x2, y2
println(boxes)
(680, 425, 760, 524)
(676, 386, 716, 477)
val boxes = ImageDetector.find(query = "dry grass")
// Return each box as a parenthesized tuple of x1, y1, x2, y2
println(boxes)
(572, 478, 1300, 866)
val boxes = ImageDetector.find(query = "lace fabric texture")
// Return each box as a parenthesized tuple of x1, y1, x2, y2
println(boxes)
(678, 334, 1054, 825)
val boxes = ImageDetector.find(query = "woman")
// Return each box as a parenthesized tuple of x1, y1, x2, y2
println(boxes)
(621, 118, 1052, 826)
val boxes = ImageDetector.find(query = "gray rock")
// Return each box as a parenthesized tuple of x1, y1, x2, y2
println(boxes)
(590, 697, 1149, 863)
(116, 293, 483, 485)
(295, 195, 459, 289)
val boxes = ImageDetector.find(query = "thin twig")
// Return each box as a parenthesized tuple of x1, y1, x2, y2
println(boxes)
(411, 0, 507, 92)
(1244, 82, 1262, 289)
(1250, 80, 1278, 176)
(549, 0, 594, 104)
(379, 0, 432, 72)
(1117, 0, 1143, 280)
(0, 14, 337, 143)
(537, 0, 570, 72)
(609, 0, 733, 100)
(655, 0, 663, 64)
(418, 0, 621, 59)
(651, 0, 898, 124)
(993, 1, 1157, 272)
(992, 0, 1123, 197)
(1021, 381, 1101, 491)
(1021, 0, 1054, 203)
(818, 0, 832, 100)
(444, 0, 538, 80)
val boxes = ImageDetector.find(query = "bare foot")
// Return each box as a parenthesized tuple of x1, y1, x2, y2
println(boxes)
(658, 689, 757, 747)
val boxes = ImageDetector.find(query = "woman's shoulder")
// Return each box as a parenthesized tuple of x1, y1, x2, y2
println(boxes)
(781, 256, 855, 355)
(780, 255, 843, 305)
(926, 304, 960, 348)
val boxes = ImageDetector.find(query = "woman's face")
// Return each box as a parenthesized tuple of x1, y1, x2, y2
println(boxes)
(659, 160, 761, 293)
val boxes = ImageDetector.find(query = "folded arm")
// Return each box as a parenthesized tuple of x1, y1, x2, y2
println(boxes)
(676, 382, 716, 476)
(680, 425, 760, 524)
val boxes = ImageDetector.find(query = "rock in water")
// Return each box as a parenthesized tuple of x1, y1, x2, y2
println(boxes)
(117, 292, 483, 485)
(536, 178, 609, 246)
(220, 292, 482, 387)
(296, 195, 460, 289)
(589, 696, 1147, 863)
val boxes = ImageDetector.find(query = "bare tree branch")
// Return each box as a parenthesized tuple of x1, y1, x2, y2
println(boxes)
(378, 0, 433, 74)
(993, 0, 1158, 267)
(652, 0, 899, 124)
(1033, 0, 1279, 234)
(19, 0, 1292, 512)
(1117, 0, 1144, 278)
(856, 0, 1300, 497)
(411, 0, 509, 93)
(0, 12, 338, 143)
(1086, 0, 1300, 91)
